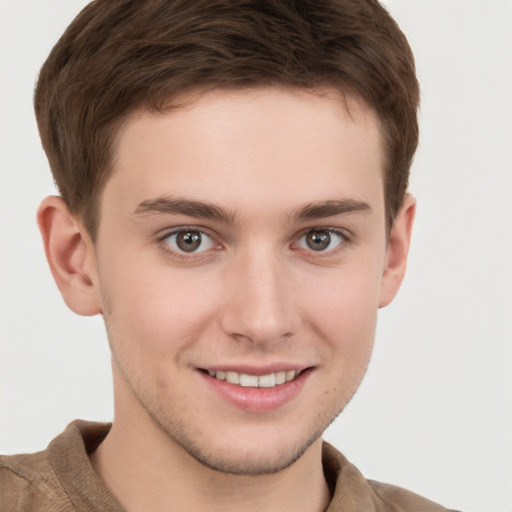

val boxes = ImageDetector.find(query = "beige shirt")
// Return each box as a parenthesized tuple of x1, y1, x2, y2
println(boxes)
(0, 420, 460, 511)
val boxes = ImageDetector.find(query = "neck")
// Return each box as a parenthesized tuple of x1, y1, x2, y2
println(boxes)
(90, 407, 330, 512)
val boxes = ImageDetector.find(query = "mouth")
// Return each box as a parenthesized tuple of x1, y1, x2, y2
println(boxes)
(199, 366, 312, 412)
(204, 369, 302, 388)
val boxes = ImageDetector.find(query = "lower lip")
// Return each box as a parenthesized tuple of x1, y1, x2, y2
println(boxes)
(200, 370, 311, 413)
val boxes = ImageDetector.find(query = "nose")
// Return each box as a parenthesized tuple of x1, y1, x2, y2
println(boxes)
(219, 247, 300, 347)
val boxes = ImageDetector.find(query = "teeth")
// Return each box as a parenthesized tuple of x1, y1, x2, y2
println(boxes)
(226, 371, 240, 384)
(240, 374, 259, 387)
(275, 371, 286, 385)
(258, 373, 276, 388)
(209, 369, 300, 388)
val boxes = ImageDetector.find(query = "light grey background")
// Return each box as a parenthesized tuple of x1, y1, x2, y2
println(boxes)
(1, 1, 511, 511)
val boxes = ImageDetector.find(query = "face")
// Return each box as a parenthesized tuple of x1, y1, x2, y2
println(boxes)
(89, 87, 394, 474)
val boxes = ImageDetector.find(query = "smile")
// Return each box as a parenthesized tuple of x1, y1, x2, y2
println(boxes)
(207, 370, 300, 388)
(201, 367, 311, 412)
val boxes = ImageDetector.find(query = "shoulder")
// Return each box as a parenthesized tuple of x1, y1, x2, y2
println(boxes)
(322, 442, 462, 512)
(0, 420, 110, 511)
(0, 449, 72, 510)
(368, 479, 462, 512)
(1, 420, 117, 512)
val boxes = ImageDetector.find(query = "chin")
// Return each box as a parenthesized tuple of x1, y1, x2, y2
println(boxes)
(174, 432, 322, 476)
(143, 400, 336, 476)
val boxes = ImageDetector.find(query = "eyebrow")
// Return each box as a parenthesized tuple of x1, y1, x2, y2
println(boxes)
(133, 196, 370, 224)
(134, 197, 237, 223)
(289, 198, 371, 223)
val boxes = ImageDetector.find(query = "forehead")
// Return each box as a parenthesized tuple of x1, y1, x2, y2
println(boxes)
(104, 86, 385, 222)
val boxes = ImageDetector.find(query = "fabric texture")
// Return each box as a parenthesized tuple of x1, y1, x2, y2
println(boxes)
(1, 420, 460, 511)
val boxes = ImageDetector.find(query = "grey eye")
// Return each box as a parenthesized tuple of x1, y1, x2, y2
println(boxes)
(298, 230, 344, 252)
(164, 230, 215, 253)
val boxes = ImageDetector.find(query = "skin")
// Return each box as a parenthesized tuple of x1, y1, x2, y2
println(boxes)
(38, 87, 415, 512)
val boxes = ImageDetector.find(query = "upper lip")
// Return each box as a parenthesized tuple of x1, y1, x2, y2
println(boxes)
(199, 364, 311, 376)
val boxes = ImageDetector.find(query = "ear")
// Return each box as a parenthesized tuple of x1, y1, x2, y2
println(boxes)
(379, 194, 416, 308)
(37, 196, 101, 316)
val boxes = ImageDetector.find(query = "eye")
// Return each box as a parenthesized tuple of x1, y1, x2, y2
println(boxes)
(297, 229, 346, 252)
(163, 229, 216, 254)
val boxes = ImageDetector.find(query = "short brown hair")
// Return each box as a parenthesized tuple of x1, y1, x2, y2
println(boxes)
(35, 0, 419, 239)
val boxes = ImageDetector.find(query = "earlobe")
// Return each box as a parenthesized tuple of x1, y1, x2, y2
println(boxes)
(379, 194, 416, 308)
(37, 196, 101, 316)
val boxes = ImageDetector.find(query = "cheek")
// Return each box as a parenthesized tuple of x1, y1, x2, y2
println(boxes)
(301, 261, 383, 357)
(99, 256, 223, 357)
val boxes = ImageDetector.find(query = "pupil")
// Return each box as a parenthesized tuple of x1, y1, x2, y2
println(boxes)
(307, 231, 330, 251)
(177, 231, 201, 252)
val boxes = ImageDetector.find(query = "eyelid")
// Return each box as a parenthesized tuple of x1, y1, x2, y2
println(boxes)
(158, 225, 222, 259)
(155, 225, 352, 261)
(158, 224, 217, 241)
(293, 227, 351, 255)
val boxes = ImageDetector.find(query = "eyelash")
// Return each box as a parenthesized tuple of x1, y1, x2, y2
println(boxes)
(157, 226, 351, 261)
(158, 226, 219, 262)
(293, 227, 350, 257)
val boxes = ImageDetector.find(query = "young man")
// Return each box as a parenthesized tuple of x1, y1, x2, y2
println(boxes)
(0, 1, 461, 511)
